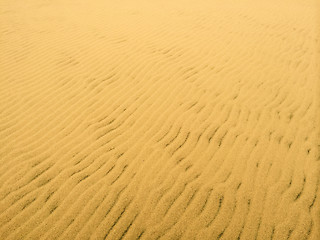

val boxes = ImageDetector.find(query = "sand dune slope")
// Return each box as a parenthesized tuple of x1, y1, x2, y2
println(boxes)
(0, 0, 319, 239)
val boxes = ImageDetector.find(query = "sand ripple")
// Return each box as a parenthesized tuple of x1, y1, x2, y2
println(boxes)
(0, 0, 319, 239)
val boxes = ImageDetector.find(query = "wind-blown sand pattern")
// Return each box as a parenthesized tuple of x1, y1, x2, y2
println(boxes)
(0, 0, 320, 239)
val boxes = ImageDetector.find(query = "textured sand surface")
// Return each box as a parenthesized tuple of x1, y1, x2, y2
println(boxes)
(1, 0, 320, 239)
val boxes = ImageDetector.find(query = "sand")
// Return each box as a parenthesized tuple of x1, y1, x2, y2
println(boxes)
(0, 0, 319, 239)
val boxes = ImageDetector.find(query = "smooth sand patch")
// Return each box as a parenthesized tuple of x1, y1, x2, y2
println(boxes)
(0, 0, 319, 239)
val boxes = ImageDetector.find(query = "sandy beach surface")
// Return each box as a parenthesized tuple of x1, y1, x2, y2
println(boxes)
(1, 0, 319, 239)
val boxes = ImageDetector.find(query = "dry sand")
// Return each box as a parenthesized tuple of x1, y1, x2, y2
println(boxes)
(0, 0, 320, 239)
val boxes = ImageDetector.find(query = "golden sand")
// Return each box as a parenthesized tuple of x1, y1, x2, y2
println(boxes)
(0, 0, 319, 239)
